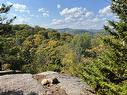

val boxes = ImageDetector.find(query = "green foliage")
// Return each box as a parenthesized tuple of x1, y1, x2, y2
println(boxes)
(0, 4, 19, 71)
(47, 30, 60, 40)
(79, 0, 127, 94)
(71, 33, 91, 62)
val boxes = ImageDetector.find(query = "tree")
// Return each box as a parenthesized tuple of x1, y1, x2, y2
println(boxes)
(80, 0, 127, 94)
(102, 0, 127, 83)
(0, 4, 16, 35)
(71, 33, 91, 62)
(0, 4, 16, 70)
(95, 0, 127, 94)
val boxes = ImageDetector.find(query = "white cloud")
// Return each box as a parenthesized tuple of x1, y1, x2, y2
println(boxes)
(51, 7, 98, 29)
(50, 6, 117, 29)
(99, 5, 112, 17)
(6, 1, 13, 5)
(6, 1, 30, 24)
(38, 8, 49, 17)
(60, 7, 87, 17)
(13, 17, 30, 24)
(13, 4, 29, 13)
(85, 12, 94, 18)
(30, 15, 39, 18)
(57, 4, 61, 9)
(51, 19, 65, 25)
(6, 1, 30, 13)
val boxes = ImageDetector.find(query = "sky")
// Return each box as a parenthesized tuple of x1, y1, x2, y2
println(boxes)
(0, 0, 118, 29)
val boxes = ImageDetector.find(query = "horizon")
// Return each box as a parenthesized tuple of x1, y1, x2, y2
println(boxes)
(0, 0, 117, 29)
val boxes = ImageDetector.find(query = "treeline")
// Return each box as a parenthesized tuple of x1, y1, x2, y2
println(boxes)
(0, 23, 94, 73)
(0, 1, 127, 94)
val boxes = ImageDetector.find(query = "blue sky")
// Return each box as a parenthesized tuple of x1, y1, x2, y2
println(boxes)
(0, 0, 117, 29)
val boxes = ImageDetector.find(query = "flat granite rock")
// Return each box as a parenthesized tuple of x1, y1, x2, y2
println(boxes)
(0, 71, 95, 95)
(0, 74, 45, 95)
(37, 71, 95, 95)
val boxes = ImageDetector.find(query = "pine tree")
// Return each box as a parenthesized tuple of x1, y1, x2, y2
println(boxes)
(80, 0, 127, 94)
(0, 4, 16, 70)
(0, 4, 16, 35)
(93, 0, 127, 94)
(102, 0, 127, 83)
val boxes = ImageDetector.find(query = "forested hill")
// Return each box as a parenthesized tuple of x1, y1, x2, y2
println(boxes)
(49, 28, 103, 35)
(56, 28, 90, 35)
(2, 23, 106, 74)
(0, 24, 92, 73)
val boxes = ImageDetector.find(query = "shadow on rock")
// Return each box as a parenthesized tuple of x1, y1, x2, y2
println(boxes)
(0, 90, 38, 95)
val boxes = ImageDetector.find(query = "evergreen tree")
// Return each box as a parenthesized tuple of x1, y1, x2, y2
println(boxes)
(80, 0, 127, 94)
(95, 0, 127, 94)
(0, 4, 16, 70)
(102, 0, 127, 83)
(0, 4, 16, 35)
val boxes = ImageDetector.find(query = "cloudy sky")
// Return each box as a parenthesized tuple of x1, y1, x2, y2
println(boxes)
(0, 0, 117, 29)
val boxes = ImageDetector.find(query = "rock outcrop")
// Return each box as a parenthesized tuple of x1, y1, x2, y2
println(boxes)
(0, 71, 95, 95)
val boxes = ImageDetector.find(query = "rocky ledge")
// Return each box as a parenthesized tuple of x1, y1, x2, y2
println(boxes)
(0, 71, 95, 95)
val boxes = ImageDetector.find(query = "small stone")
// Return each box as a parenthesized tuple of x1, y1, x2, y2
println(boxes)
(41, 79, 50, 85)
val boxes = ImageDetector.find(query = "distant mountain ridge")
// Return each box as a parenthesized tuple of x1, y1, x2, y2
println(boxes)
(51, 28, 103, 35)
